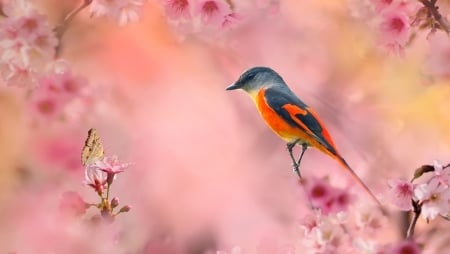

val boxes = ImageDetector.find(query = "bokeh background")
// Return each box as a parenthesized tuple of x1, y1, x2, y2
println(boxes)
(1, 0, 450, 253)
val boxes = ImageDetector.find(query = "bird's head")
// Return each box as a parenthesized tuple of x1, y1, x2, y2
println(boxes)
(226, 66, 285, 95)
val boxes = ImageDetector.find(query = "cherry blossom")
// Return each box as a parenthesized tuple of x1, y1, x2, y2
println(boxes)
(192, 0, 231, 26)
(0, 8, 57, 87)
(376, 8, 410, 53)
(162, 0, 191, 19)
(414, 179, 450, 220)
(305, 177, 353, 214)
(89, 0, 146, 26)
(90, 155, 131, 185)
(84, 163, 108, 195)
(388, 179, 414, 211)
(390, 240, 421, 254)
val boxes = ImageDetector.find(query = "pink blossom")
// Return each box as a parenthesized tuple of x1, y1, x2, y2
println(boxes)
(39, 71, 88, 99)
(370, 0, 394, 11)
(414, 179, 450, 220)
(376, 8, 410, 53)
(0, 10, 57, 87)
(387, 179, 414, 211)
(305, 178, 353, 214)
(28, 88, 65, 120)
(162, 0, 191, 19)
(90, 155, 131, 185)
(90, 0, 145, 26)
(301, 212, 349, 253)
(355, 204, 385, 231)
(390, 240, 421, 254)
(431, 160, 450, 187)
(192, 0, 231, 26)
(84, 163, 108, 195)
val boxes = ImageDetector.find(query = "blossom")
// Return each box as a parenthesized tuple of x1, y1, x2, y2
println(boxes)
(192, 0, 231, 26)
(387, 179, 414, 211)
(370, 0, 394, 11)
(390, 240, 421, 254)
(301, 212, 349, 253)
(38, 71, 88, 99)
(89, 0, 145, 26)
(431, 160, 450, 187)
(162, 0, 191, 19)
(305, 177, 353, 214)
(376, 9, 410, 52)
(84, 163, 108, 195)
(90, 155, 131, 185)
(0, 8, 57, 87)
(414, 179, 450, 220)
(28, 87, 65, 120)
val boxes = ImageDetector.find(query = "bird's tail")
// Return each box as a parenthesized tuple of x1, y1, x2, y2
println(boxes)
(334, 155, 383, 208)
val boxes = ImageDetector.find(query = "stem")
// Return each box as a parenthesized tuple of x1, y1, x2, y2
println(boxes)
(406, 200, 422, 239)
(419, 0, 450, 34)
(54, 0, 93, 55)
(106, 183, 111, 201)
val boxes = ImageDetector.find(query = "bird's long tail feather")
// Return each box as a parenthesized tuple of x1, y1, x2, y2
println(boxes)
(334, 155, 383, 208)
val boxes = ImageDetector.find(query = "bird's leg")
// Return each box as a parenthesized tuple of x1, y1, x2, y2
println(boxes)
(287, 140, 302, 179)
(296, 143, 308, 167)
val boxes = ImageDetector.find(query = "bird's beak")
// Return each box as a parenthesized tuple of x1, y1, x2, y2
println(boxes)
(226, 82, 239, 90)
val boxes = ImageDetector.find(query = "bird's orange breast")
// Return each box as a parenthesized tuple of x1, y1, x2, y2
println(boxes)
(252, 88, 311, 144)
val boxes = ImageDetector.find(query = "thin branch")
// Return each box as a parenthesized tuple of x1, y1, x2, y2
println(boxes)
(419, 0, 450, 34)
(406, 200, 422, 239)
(54, 0, 93, 55)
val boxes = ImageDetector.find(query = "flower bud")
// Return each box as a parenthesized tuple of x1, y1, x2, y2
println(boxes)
(119, 205, 131, 213)
(111, 197, 119, 209)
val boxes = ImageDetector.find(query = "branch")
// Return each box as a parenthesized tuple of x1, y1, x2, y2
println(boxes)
(419, 0, 450, 34)
(406, 200, 422, 239)
(54, 0, 93, 56)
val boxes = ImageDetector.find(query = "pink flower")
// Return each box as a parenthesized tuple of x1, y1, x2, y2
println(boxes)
(388, 179, 414, 211)
(305, 178, 353, 214)
(0, 9, 57, 87)
(192, 0, 231, 26)
(162, 0, 191, 19)
(91, 155, 131, 185)
(390, 240, 421, 254)
(28, 88, 65, 120)
(431, 160, 450, 187)
(90, 0, 145, 26)
(370, 0, 394, 11)
(39, 71, 88, 99)
(301, 213, 348, 253)
(414, 179, 450, 220)
(376, 7, 410, 53)
(84, 163, 108, 195)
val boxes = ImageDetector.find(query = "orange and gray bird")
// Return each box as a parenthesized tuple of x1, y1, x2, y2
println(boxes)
(226, 66, 381, 206)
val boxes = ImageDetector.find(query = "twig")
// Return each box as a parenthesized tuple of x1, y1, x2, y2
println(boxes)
(54, 0, 93, 55)
(407, 200, 422, 239)
(419, 0, 450, 34)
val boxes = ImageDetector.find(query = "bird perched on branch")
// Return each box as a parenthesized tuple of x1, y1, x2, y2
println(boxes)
(226, 66, 382, 207)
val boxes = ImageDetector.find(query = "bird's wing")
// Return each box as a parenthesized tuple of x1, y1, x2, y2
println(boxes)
(264, 87, 338, 155)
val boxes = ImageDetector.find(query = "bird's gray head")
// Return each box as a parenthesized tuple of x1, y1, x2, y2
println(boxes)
(226, 66, 285, 94)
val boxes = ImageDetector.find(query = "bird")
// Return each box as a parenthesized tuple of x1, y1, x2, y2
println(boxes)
(226, 66, 381, 206)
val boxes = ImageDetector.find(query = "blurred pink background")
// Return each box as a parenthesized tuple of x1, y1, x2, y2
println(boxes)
(1, 0, 450, 253)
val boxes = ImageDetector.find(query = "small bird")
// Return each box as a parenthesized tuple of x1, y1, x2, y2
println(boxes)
(226, 66, 381, 206)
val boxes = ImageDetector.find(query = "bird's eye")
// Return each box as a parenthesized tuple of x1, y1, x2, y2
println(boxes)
(241, 73, 255, 82)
